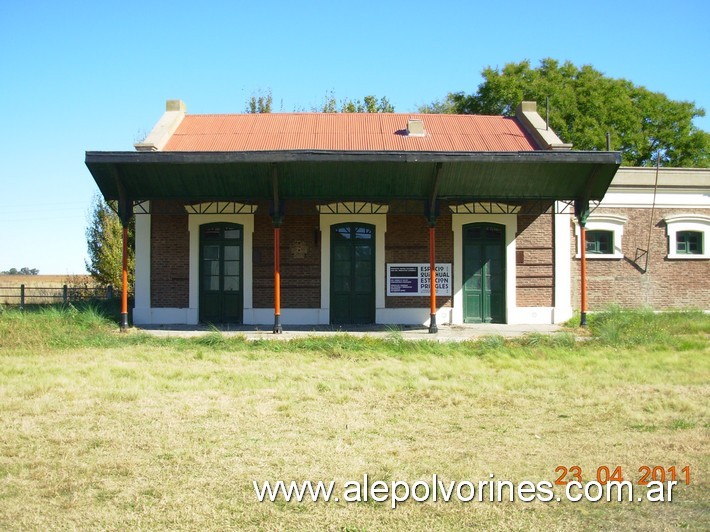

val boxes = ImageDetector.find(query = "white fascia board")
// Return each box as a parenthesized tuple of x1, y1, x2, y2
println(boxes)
(600, 191, 710, 209)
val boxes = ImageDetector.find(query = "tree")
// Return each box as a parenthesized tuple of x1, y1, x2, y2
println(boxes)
(420, 59, 709, 167)
(340, 95, 394, 113)
(314, 91, 395, 113)
(1, 267, 38, 275)
(246, 89, 273, 113)
(247, 89, 395, 114)
(85, 194, 134, 290)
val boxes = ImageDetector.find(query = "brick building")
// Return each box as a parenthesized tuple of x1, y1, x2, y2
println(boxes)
(85, 100, 708, 331)
(571, 167, 710, 311)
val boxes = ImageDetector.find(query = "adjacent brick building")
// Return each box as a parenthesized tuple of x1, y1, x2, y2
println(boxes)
(570, 167, 710, 311)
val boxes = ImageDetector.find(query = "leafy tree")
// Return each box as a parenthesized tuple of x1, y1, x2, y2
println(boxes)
(1, 267, 38, 275)
(246, 89, 273, 113)
(318, 90, 338, 113)
(85, 194, 134, 290)
(421, 59, 709, 167)
(314, 90, 395, 113)
(341, 95, 394, 113)
(248, 89, 395, 114)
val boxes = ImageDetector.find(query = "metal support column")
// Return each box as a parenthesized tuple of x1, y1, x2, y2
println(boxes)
(271, 164, 283, 333)
(427, 163, 443, 334)
(273, 226, 282, 334)
(428, 225, 438, 334)
(580, 224, 587, 327)
(115, 168, 132, 332)
(120, 225, 129, 331)
(575, 198, 590, 328)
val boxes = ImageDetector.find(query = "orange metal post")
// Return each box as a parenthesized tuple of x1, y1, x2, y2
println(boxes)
(273, 226, 282, 333)
(580, 225, 588, 327)
(120, 225, 129, 331)
(428, 226, 438, 333)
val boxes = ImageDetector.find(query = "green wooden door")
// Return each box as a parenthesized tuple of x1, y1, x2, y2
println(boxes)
(463, 223, 506, 323)
(331, 223, 375, 324)
(200, 223, 243, 324)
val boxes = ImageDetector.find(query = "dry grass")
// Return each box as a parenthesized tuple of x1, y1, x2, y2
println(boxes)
(0, 322, 707, 530)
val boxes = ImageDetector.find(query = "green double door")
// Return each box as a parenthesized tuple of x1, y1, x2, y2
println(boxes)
(463, 223, 506, 323)
(199, 223, 243, 324)
(331, 223, 375, 324)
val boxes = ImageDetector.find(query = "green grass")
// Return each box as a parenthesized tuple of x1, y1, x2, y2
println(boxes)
(586, 306, 710, 347)
(0, 306, 708, 530)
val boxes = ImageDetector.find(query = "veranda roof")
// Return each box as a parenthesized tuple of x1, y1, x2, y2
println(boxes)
(85, 149, 621, 204)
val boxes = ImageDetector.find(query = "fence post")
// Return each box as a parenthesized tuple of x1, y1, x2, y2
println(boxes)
(20, 284, 25, 310)
(63, 284, 68, 305)
(107, 285, 113, 299)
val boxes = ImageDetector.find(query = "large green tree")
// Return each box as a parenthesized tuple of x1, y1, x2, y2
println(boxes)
(85, 195, 134, 291)
(421, 59, 709, 167)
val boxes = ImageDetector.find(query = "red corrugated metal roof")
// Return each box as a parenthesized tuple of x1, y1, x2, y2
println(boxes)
(163, 113, 540, 152)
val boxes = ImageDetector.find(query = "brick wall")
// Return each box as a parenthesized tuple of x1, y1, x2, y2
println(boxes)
(149, 200, 679, 315)
(385, 213, 453, 309)
(571, 207, 710, 310)
(516, 204, 554, 307)
(150, 201, 189, 308)
(253, 205, 321, 309)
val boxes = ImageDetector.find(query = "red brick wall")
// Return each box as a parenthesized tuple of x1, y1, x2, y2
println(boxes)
(150, 201, 189, 308)
(151, 201, 694, 315)
(385, 213, 453, 309)
(571, 207, 710, 310)
(253, 206, 321, 309)
(516, 205, 554, 307)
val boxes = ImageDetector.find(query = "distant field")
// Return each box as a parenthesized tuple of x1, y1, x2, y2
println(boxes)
(0, 275, 99, 304)
(0, 274, 92, 285)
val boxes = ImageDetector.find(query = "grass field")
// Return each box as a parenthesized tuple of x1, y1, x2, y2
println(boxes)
(0, 306, 708, 530)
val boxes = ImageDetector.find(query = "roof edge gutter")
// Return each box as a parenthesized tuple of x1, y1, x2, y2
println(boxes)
(86, 149, 622, 166)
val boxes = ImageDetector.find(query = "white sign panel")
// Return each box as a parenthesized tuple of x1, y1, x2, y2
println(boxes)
(387, 263, 451, 296)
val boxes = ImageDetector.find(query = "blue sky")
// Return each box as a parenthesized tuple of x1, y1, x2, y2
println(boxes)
(1, 0, 708, 274)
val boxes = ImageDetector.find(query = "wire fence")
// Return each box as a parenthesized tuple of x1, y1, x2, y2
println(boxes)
(0, 285, 114, 308)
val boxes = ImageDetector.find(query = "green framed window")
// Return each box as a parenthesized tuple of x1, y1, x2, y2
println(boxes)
(585, 230, 613, 255)
(676, 231, 702, 255)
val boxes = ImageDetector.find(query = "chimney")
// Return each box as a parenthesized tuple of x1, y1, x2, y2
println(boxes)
(407, 118, 425, 137)
(135, 99, 187, 152)
(515, 101, 572, 150)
